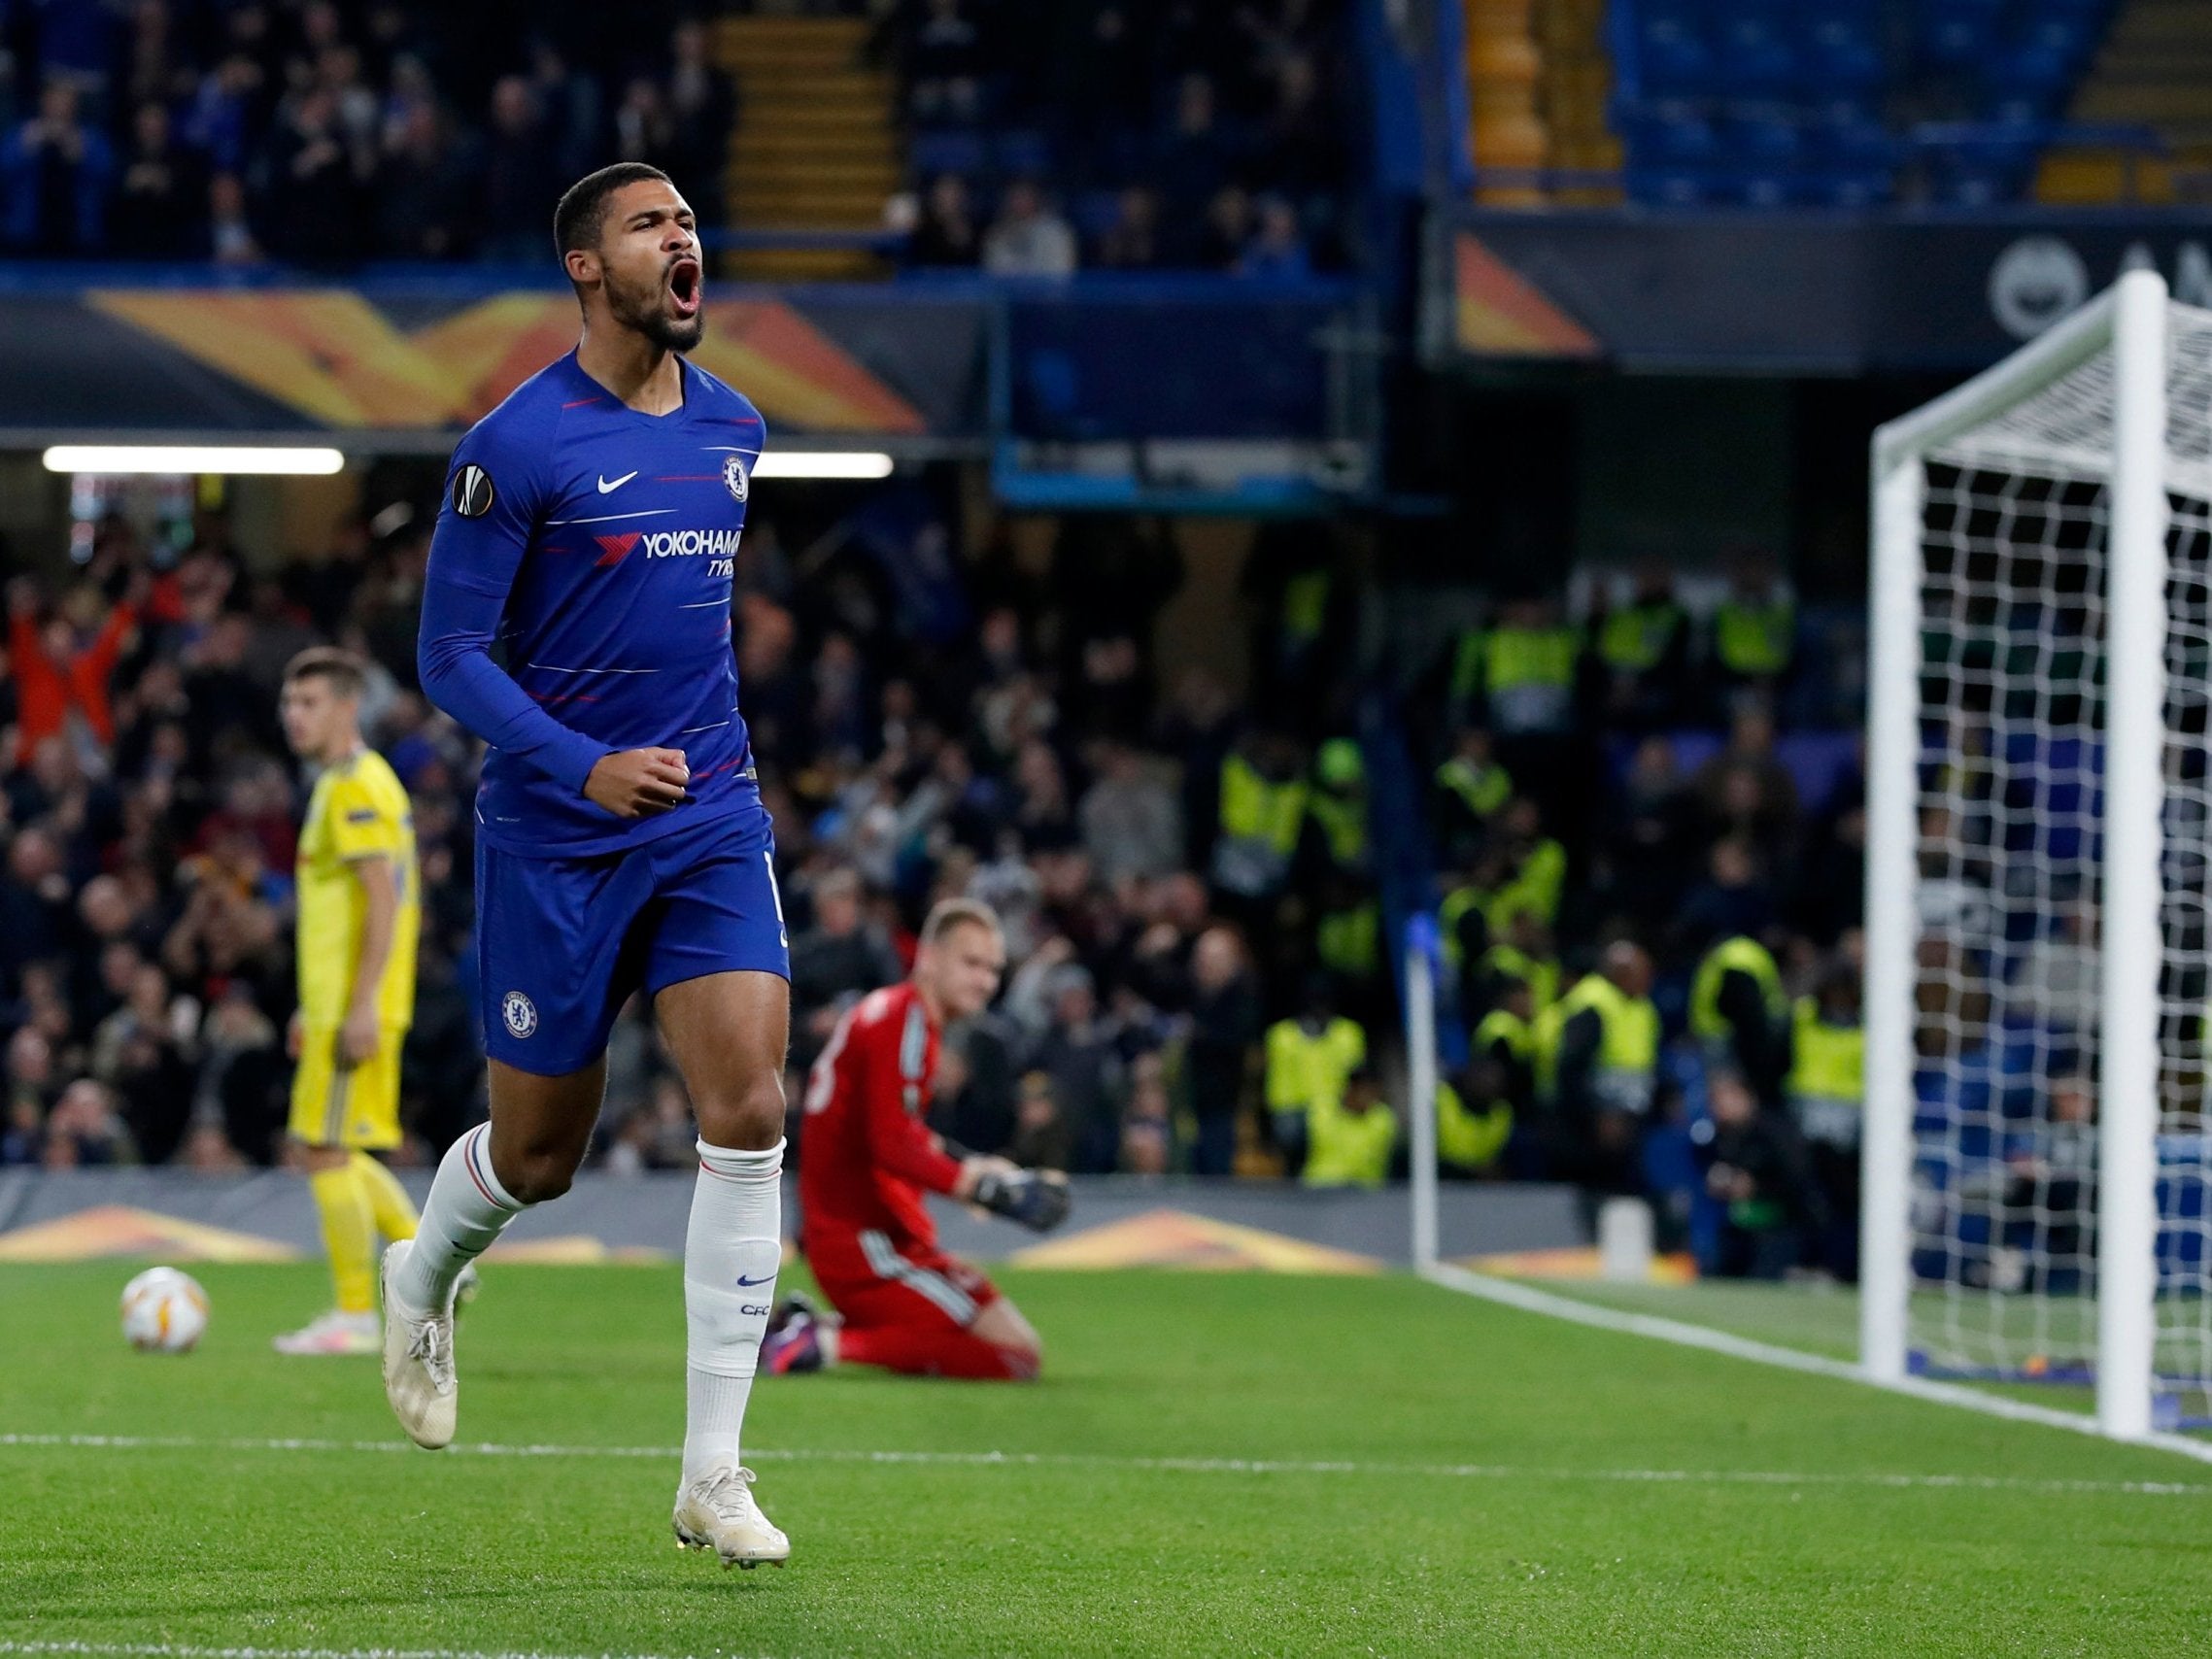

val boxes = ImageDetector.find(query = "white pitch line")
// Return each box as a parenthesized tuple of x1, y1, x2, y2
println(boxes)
(1420, 1262, 2212, 1468)
(0, 1643, 778, 1659)
(1, 1432, 2206, 1498)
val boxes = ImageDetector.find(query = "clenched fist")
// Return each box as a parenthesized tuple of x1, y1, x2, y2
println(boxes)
(585, 748, 690, 819)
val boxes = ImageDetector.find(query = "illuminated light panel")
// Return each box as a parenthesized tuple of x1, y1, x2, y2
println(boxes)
(43, 445, 346, 476)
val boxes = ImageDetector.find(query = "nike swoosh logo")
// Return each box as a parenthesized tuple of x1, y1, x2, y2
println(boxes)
(596, 471, 638, 493)
(736, 1272, 775, 1287)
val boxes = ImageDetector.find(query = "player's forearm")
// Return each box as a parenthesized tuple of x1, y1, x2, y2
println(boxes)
(873, 1116, 967, 1195)
(417, 577, 609, 794)
(346, 863, 398, 1019)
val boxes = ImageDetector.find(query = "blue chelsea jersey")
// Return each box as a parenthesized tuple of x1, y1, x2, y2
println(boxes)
(421, 351, 765, 857)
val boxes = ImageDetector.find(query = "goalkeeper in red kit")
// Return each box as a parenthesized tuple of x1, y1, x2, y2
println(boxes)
(763, 897, 1070, 1380)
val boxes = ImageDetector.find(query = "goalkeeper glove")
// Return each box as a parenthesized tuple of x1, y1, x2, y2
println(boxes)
(971, 1167, 1072, 1233)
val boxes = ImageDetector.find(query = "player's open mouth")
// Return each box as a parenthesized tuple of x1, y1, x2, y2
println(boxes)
(668, 257, 702, 318)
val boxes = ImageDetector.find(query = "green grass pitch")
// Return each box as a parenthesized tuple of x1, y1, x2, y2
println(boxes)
(4, 1261, 2211, 1657)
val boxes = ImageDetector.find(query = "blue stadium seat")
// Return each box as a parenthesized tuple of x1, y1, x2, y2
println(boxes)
(993, 128, 1054, 179)
(1639, 10, 1717, 98)
(1622, 101, 1721, 164)
(1718, 12, 1799, 96)
(1071, 189, 1121, 243)
(1624, 165, 1721, 207)
(1801, 16, 1885, 93)
(909, 130, 987, 179)
(1917, 0, 2005, 71)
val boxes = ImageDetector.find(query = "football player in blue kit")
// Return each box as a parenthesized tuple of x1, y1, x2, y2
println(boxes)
(388, 162, 792, 1569)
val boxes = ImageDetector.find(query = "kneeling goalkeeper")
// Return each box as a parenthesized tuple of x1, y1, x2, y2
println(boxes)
(764, 898, 1068, 1379)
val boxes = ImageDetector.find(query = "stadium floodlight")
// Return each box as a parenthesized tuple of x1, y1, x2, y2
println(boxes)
(42, 445, 346, 476)
(750, 451, 895, 480)
(1867, 268, 2212, 1442)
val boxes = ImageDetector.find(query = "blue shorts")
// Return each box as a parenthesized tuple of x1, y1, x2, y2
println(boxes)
(475, 800, 789, 1076)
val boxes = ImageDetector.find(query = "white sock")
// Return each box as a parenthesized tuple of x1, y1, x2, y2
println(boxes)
(682, 1136, 784, 1482)
(394, 1124, 527, 1313)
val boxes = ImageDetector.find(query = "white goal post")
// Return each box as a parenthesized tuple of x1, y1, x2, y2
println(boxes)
(1867, 268, 2212, 1441)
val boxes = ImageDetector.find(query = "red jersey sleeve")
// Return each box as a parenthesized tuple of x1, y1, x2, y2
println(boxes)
(857, 992, 965, 1197)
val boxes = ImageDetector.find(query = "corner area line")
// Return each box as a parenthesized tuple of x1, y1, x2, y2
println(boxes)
(1418, 1262, 2212, 1467)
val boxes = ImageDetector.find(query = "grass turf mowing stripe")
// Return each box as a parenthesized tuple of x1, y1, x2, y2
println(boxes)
(5, 1431, 2208, 1497)
(1424, 1262, 2212, 1465)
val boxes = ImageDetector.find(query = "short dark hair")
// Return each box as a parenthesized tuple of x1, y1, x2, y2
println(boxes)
(554, 162, 672, 275)
(284, 646, 365, 699)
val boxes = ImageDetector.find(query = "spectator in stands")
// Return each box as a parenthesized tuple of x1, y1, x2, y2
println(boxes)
(664, 20, 735, 224)
(207, 170, 262, 264)
(524, 38, 603, 189)
(1237, 193, 1308, 279)
(1030, 965, 1125, 1173)
(479, 75, 554, 263)
(1263, 978, 1364, 1177)
(377, 96, 471, 259)
(111, 101, 206, 258)
(1078, 741, 1179, 886)
(1302, 1064, 1396, 1189)
(1156, 73, 1234, 231)
(1185, 924, 1256, 1185)
(42, 1077, 134, 1168)
(613, 76, 676, 175)
(1690, 702, 1800, 864)
(3, 82, 113, 254)
(1092, 185, 1161, 270)
(1694, 1066, 1827, 1280)
(1536, 939, 1658, 1209)
(259, 84, 369, 263)
(1592, 563, 1693, 733)
(790, 867, 905, 1050)
(1431, 725, 1512, 871)
(1195, 184, 1252, 272)
(1710, 559, 1797, 707)
(8, 577, 140, 764)
(909, 172, 980, 266)
(904, 0, 986, 125)
(1007, 1069, 1072, 1171)
(1789, 954, 1864, 1279)
(982, 178, 1077, 277)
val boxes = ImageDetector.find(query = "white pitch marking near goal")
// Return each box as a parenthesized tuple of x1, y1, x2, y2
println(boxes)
(1415, 1262, 2212, 1466)
(2, 1430, 2208, 1497)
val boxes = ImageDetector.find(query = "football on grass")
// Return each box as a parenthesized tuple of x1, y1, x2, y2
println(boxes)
(120, 1267, 209, 1354)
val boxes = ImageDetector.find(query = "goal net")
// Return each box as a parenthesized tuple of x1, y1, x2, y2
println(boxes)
(1867, 271, 2212, 1439)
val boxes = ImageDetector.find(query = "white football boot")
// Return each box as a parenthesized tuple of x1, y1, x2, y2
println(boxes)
(273, 1308, 381, 1356)
(673, 1464, 790, 1569)
(379, 1239, 457, 1449)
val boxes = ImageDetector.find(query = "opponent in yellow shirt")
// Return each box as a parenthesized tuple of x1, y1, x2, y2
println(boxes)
(274, 647, 425, 1355)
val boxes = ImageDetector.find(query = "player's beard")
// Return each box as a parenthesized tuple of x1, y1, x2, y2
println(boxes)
(607, 261, 705, 354)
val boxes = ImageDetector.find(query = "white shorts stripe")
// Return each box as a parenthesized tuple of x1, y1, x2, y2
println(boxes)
(860, 1229, 976, 1324)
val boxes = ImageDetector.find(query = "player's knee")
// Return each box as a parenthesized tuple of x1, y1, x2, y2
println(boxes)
(695, 1068, 786, 1151)
(999, 1338, 1042, 1381)
(496, 1145, 578, 1205)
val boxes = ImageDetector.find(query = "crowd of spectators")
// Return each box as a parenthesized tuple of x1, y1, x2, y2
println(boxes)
(0, 1, 733, 262)
(0, 487, 1397, 1189)
(1404, 562, 1869, 1276)
(0, 0, 1352, 277)
(886, 0, 1350, 277)
(0, 458, 1873, 1272)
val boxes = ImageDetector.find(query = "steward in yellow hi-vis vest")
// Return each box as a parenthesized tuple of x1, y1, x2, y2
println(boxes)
(275, 648, 424, 1350)
(1689, 932, 1790, 1106)
(1533, 941, 1659, 1202)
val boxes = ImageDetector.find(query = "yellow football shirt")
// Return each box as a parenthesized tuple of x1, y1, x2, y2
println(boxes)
(295, 748, 420, 1031)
